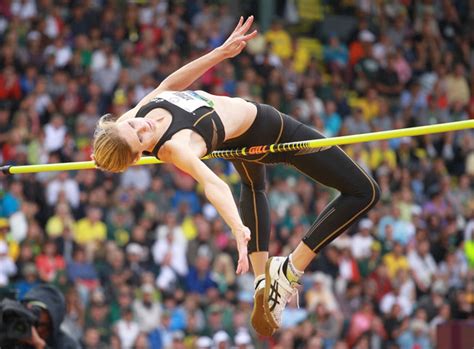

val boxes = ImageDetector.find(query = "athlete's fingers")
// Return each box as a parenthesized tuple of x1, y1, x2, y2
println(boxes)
(237, 255, 249, 274)
(242, 30, 258, 41)
(235, 226, 250, 274)
(233, 16, 244, 32)
(238, 15, 254, 34)
(237, 246, 248, 274)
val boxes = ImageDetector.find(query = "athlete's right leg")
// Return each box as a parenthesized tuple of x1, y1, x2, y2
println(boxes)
(231, 160, 274, 336)
(261, 117, 380, 331)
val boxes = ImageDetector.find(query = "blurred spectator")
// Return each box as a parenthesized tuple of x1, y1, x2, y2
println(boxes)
(397, 319, 432, 349)
(186, 245, 217, 295)
(408, 240, 437, 295)
(0, 240, 16, 286)
(310, 302, 340, 348)
(321, 100, 342, 137)
(445, 63, 470, 107)
(67, 246, 99, 300)
(153, 229, 188, 292)
(114, 306, 140, 349)
(35, 238, 65, 282)
(351, 218, 375, 259)
(44, 114, 67, 153)
(46, 171, 80, 209)
(74, 206, 107, 246)
(0, 65, 22, 103)
(0, 181, 22, 218)
(85, 293, 112, 343)
(265, 20, 292, 60)
(0, 217, 19, 260)
(133, 283, 162, 333)
(46, 202, 75, 238)
(13, 262, 40, 299)
(295, 87, 325, 124)
(82, 327, 108, 349)
(383, 242, 409, 279)
(306, 272, 339, 313)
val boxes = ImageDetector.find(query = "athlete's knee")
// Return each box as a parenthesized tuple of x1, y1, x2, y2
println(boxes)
(359, 176, 380, 209)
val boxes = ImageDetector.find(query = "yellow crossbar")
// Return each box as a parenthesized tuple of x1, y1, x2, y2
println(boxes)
(2, 120, 472, 175)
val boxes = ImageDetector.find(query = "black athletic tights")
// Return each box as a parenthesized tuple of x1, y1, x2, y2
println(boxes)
(221, 103, 381, 254)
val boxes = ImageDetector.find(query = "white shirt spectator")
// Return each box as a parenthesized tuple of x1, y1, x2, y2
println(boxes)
(92, 63, 120, 95)
(464, 218, 474, 241)
(90, 49, 121, 73)
(10, 0, 37, 20)
(295, 96, 325, 123)
(44, 119, 67, 153)
(133, 285, 162, 333)
(9, 210, 27, 242)
(380, 291, 413, 317)
(0, 241, 17, 286)
(408, 249, 437, 290)
(153, 235, 188, 276)
(120, 167, 152, 192)
(351, 234, 374, 259)
(115, 318, 140, 349)
(155, 221, 187, 247)
(139, 1, 168, 26)
(34, 93, 53, 116)
(351, 220, 374, 259)
(46, 173, 80, 208)
(133, 301, 162, 332)
(44, 41, 73, 67)
(153, 233, 188, 291)
(44, 14, 60, 39)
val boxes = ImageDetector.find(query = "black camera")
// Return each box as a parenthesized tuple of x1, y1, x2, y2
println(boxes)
(0, 298, 40, 343)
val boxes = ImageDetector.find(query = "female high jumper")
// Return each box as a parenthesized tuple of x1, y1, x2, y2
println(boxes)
(92, 16, 380, 336)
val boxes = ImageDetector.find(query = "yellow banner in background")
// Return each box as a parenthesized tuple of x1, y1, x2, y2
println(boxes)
(297, 0, 324, 21)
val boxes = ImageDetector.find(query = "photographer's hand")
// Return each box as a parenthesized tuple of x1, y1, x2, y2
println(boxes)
(20, 327, 46, 349)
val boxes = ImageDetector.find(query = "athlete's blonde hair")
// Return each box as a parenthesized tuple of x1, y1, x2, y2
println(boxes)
(92, 114, 138, 173)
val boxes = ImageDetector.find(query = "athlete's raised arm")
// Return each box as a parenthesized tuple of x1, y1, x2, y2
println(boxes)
(137, 16, 257, 107)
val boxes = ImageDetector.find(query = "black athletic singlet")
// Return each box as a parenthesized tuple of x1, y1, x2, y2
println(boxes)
(135, 91, 226, 158)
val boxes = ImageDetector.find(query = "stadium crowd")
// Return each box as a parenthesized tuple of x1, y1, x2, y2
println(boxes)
(0, 0, 473, 348)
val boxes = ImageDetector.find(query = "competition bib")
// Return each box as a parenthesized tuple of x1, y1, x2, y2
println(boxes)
(153, 91, 214, 112)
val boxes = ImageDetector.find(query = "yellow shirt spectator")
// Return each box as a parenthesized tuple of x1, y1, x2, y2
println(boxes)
(74, 218, 107, 245)
(0, 218, 19, 261)
(383, 249, 409, 278)
(351, 88, 380, 122)
(445, 64, 470, 106)
(369, 141, 397, 171)
(352, 98, 380, 122)
(46, 216, 68, 237)
(46, 203, 75, 238)
(446, 76, 470, 106)
(74, 207, 107, 245)
(265, 22, 292, 59)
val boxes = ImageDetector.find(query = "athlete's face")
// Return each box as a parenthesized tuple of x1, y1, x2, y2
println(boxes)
(116, 118, 157, 157)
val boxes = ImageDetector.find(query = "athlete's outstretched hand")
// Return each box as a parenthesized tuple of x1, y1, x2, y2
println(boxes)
(234, 226, 251, 274)
(218, 16, 257, 59)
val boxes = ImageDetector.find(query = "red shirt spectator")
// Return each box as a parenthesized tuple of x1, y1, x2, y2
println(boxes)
(0, 66, 22, 102)
(35, 239, 66, 282)
(368, 264, 393, 303)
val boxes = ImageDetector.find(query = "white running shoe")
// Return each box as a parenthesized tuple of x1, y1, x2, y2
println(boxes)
(263, 256, 299, 330)
(251, 275, 275, 337)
